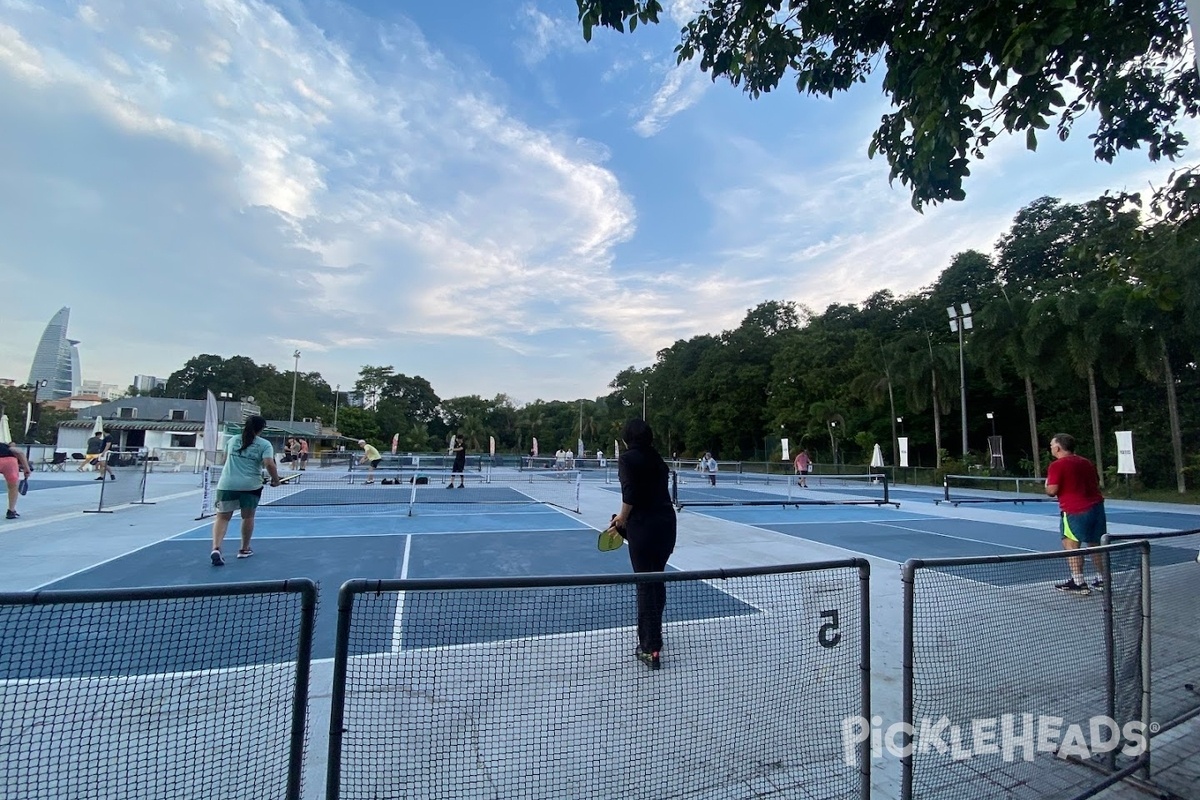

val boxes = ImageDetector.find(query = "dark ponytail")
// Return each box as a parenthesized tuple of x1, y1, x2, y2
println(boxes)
(240, 415, 266, 453)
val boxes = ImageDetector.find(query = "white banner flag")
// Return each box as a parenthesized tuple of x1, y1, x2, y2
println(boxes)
(898, 437, 909, 468)
(1115, 431, 1136, 474)
(780, 437, 790, 462)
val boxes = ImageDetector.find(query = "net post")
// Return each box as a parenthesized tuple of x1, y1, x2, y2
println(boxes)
(857, 559, 872, 800)
(325, 581, 359, 800)
(882, 473, 891, 506)
(900, 559, 919, 800)
(84, 467, 111, 514)
(671, 469, 679, 508)
(1139, 540, 1152, 781)
(1102, 541, 1118, 772)
(286, 579, 318, 800)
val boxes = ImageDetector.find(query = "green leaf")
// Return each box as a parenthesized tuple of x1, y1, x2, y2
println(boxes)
(1026, 127, 1038, 151)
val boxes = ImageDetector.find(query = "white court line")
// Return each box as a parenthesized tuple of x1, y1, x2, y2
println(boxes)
(390, 535, 413, 653)
(864, 520, 1039, 553)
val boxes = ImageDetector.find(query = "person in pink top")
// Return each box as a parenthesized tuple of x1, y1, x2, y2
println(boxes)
(298, 439, 309, 470)
(793, 448, 811, 487)
(1044, 433, 1107, 596)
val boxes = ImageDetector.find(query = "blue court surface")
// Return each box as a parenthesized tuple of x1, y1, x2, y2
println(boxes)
(28, 500, 751, 674)
(16, 473, 1199, 678)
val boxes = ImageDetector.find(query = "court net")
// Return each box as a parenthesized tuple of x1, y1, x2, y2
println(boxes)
(672, 470, 892, 507)
(327, 562, 870, 800)
(199, 467, 582, 517)
(0, 580, 316, 800)
(938, 474, 1054, 505)
(902, 542, 1149, 800)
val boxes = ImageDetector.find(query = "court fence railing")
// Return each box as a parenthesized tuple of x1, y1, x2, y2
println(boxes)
(1103, 528, 1200, 800)
(901, 541, 1152, 800)
(0, 579, 317, 800)
(326, 562, 872, 800)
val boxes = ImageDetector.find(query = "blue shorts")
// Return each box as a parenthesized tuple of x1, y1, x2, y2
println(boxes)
(1061, 504, 1107, 545)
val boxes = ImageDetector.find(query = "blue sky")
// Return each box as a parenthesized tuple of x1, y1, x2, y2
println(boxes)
(0, 0, 1187, 404)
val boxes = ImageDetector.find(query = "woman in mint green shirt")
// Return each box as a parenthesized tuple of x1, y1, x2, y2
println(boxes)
(210, 415, 280, 566)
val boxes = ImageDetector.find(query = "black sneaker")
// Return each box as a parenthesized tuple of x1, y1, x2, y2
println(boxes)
(94, 475, 105, 480)
(1055, 579, 1092, 596)
(5, 509, 18, 520)
(635, 649, 661, 670)
(1091, 578, 1105, 591)
(109, 473, 116, 480)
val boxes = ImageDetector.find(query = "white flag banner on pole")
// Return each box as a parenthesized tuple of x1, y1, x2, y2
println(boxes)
(1115, 431, 1136, 474)
(532, 437, 538, 457)
(898, 437, 910, 468)
(614, 439, 620, 461)
(489, 436, 495, 457)
(203, 390, 219, 466)
(577, 438, 584, 458)
(780, 438, 790, 462)
(24, 402, 32, 435)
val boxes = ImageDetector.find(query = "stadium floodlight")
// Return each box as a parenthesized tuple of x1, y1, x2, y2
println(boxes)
(948, 303, 974, 457)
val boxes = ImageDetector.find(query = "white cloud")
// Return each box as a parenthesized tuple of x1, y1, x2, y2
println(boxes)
(0, 0, 649, 399)
(516, 3, 581, 65)
(633, 60, 709, 136)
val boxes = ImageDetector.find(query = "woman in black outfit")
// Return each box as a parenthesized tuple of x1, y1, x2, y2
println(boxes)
(611, 418, 677, 670)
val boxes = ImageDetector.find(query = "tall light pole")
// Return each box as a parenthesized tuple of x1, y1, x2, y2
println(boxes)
(26, 379, 48, 459)
(947, 303, 973, 457)
(641, 382, 648, 420)
(218, 391, 233, 423)
(333, 384, 341, 432)
(289, 349, 301, 424)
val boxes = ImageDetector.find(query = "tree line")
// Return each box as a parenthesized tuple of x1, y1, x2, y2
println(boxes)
(13, 192, 1192, 492)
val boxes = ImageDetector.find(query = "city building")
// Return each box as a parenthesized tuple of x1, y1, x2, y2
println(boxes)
(27, 307, 81, 400)
(133, 374, 167, 393)
(79, 380, 121, 400)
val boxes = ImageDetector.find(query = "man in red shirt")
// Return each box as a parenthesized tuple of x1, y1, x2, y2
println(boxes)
(1044, 433, 1107, 595)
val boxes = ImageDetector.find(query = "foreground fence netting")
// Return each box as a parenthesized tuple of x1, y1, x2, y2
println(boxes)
(0, 580, 317, 800)
(902, 542, 1151, 800)
(327, 562, 871, 800)
(1104, 528, 1200, 799)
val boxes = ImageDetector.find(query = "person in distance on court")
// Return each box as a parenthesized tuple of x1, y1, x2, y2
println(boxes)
(702, 451, 718, 486)
(611, 418, 677, 671)
(794, 448, 811, 488)
(0, 440, 33, 519)
(82, 429, 115, 480)
(298, 438, 309, 470)
(358, 439, 383, 484)
(1045, 433, 1108, 595)
(210, 415, 280, 566)
(448, 434, 466, 488)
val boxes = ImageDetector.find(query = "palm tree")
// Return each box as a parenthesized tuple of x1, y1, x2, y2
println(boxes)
(974, 290, 1060, 477)
(1058, 287, 1131, 486)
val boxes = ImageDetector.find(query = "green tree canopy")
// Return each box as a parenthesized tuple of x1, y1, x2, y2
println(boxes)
(576, 0, 1198, 208)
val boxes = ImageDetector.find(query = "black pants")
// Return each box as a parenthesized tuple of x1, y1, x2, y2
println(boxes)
(628, 534, 675, 653)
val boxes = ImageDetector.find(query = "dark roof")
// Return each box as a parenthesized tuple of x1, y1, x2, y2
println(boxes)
(59, 419, 206, 432)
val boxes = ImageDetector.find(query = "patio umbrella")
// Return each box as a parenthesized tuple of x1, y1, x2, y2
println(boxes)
(870, 443, 885, 468)
(92, 415, 105, 436)
(0, 413, 12, 444)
